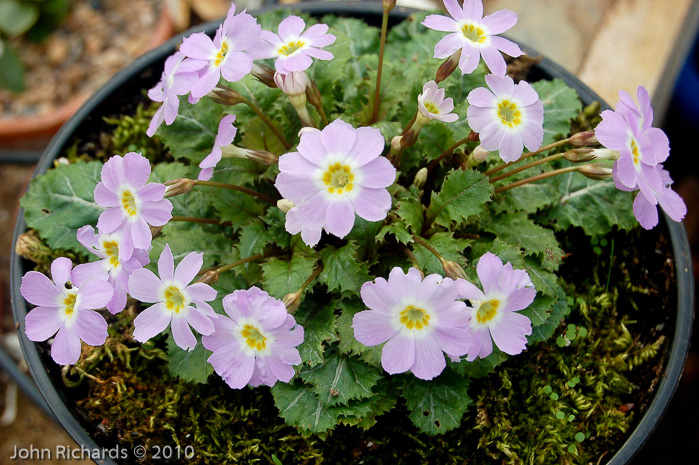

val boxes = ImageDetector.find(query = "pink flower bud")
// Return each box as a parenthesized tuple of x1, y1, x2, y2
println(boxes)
(570, 131, 599, 147)
(164, 178, 197, 198)
(274, 71, 308, 98)
(277, 199, 295, 213)
(579, 163, 613, 180)
(252, 63, 276, 88)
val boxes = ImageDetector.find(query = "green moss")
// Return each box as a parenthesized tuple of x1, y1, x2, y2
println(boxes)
(101, 102, 167, 162)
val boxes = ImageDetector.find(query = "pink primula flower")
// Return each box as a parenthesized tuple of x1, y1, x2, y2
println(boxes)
(199, 114, 238, 181)
(146, 51, 201, 137)
(274, 119, 396, 247)
(179, 4, 262, 99)
(129, 245, 218, 351)
(73, 225, 149, 314)
(422, 0, 523, 75)
(467, 74, 544, 162)
(455, 252, 535, 360)
(94, 152, 173, 261)
(352, 268, 472, 381)
(202, 287, 304, 389)
(417, 80, 459, 124)
(260, 15, 336, 74)
(21, 257, 113, 365)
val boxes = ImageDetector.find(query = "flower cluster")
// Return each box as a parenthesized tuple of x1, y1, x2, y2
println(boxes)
(17, 0, 687, 440)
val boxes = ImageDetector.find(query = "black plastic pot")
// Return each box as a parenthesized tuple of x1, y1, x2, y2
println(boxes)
(10, 2, 694, 464)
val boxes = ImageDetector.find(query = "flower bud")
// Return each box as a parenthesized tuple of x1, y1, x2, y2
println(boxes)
(221, 145, 278, 166)
(277, 199, 295, 213)
(570, 131, 599, 147)
(15, 231, 51, 262)
(208, 86, 245, 106)
(401, 128, 419, 148)
(252, 63, 276, 88)
(299, 127, 321, 138)
(579, 163, 613, 180)
(467, 145, 489, 167)
(413, 167, 428, 188)
(150, 225, 164, 238)
(275, 71, 308, 107)
(282, 291, 302, 313)
(382, 0, 396, 12)
(468, 130, 480, 142)
(305, 79, 322, 108)
(442, 260, 468, 281)
(435, 49, 461, 83)
(391, 136, 403, 152)
(197, 270, 220, 285)
(565, 148, 619, 163)
(164, 178, 196, 197)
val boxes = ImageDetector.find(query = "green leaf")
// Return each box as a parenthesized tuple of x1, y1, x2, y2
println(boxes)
(294, 298, 339, 367)
(299, 351, 382, 406)
(21, 161, 103, 253)
(335, 298, 382, 368)
(481, 212, 564, 271)
(345, 216, 383, 260)
(541, 175, 636, 236)
(532, 79, 583, 146)
(237, 219, 274, 258)
(318, 243, 371, 294)
(0, 0, 39, 37)
(449, 348, 508, 379)
(401, 370, 473, 435)
(528, 285, 571, 343)
(166, 333, 213, 384)
(261, 254, 318, 300)
(411, 232, 470, 276)
(523, 256, 559, 297)
(0, 38, 25, 92)
(149, 162, 213, 219)
(149, 224, 233, 274)
(271, 380, 342, 436)
(156, 97, 224, 163)
(426, 168, 493, 229)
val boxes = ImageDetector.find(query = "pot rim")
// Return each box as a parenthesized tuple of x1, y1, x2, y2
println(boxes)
(10, 2, 695, 464)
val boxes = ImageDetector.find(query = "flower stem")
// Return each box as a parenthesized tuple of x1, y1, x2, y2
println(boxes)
(426, 136, 471, 174)
(315, 102, 329, 127)
(170, 216, 230, 226)
(401, 244, 420, 270)
(198, 252, 278, 277)
(489, 152, 567, 183)
(370, 6, 391, 124)
(494, 165, 581, 194)
(241, 95, 291, 150)
(412, 235, 446, 266)
(194, 180, 277, 205)
(484, 138, 571, 176)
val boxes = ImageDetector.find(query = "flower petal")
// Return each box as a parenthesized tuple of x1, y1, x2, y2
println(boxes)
(51, 326, 82, 365)
(489, 311, 531, 355)
(381, 331, 415, 375)
(133, 302, 172, 343)
(174, 251, 203, 286)
(352, 310, 399, 346)
(411, 334, 446, 380)
(324, 198, 355, 238)
(25, 307, 63, 341)
(350, 187, 392, 222)
(128, 268, 164, 303)
(73, 309, 108, 346)
(21, 272, 62, 307)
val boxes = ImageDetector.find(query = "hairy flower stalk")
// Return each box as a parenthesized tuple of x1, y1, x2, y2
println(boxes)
(240, 94, 291, 149)
(282, 266, 323, 313)
(370, 0, 396, 124)
(207, 86, 246, 106)
(193, 180, 277, 205)
(305, 79, 329, 127)
(435, 49, 461, 83)
(484, 136, 577, 176)
(251, 63, 277, 88)
(494, 164, 601, 194)
(411, 235, 465, 279)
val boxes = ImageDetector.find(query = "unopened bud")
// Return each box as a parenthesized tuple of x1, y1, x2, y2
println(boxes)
(401, 129, 419, 148)
(208, 86, 245, 106)
(252, 63, 276, 88)
(150, 225, 164, 238)
(277, 199, 295, 213)
(468, 130, 480, 142)
(435, 49, 461, 83)
(391, 136, 403, 152)
(569, 131, 599, 147)
(282, 291, 302, 313)
(15, 231, 51, 262)
(579, 163, 613, 180)
(56, 157, 70, 166)
(305, 79, 322, 108)
(442, 260, 468, 281)
(299, 127, 320, 138)
(467, 145, 489, 167)
(221, 146, 278, 166)
(275, 71, 308, 106)
(413, 167, 428, 188)
(197, 270, 220, 285)
(382, 0, 396, 12)
(565, 148, 619, 163)
(164, 178, 196, 197)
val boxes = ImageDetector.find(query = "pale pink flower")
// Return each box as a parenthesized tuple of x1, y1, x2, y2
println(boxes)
(21, 257, 113, 365)
(352, 268, 471, 381)
(199, 114, 237, 181)
(422, 0, 523, 75)
(260, 16, 336, 74)
(274, 119, 396, 247)
(129, 245, 217, 351)
(455, 252, 535, 360)
(467, 74, 544, 162)
(202, 287, 304, 389)
(417, 80, 459, 124)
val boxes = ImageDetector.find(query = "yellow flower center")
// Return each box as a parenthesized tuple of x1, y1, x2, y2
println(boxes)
(278, 40, 306, 56)
(461, 23, 487, 43)
(322, 163, 355, 194)
(103, 240, 120, 268)
(164, 285, 186, 313)
(497, 100, 522, 127)
(241, 324, 267, 351)
(423, 102, 440, 114)
(214, 41, 229, 67)
(630, 138, 641, 165)
(63, 293, 77, 317)
(400, 305, 430, 330)
(121, 190, 138, 217)
(476, 299, 500, 324)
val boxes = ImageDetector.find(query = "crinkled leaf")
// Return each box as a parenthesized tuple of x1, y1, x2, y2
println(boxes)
(294, 298, 338, 367)
(426, 168, 493, 229)
(411, 232, 470, 276)
(449, 348, 508, 379)
(528, 285, 571, 343)
(532, 78, 582, 145)
(261, 254, 318, 300)
(336, 298, 383, 368)
(150, 162, 212, 219)
(318, 243, 371, 294)
(149, 224, 234, 274)
(166, 333, 213, 384)
(299, 351, 382, 407)
(271, 380, 342, 436)
(156, 97, 223, 163)
(401, 370, 473, 436)
(523, 256, 559, 297)
(21, 161, 103, 253)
